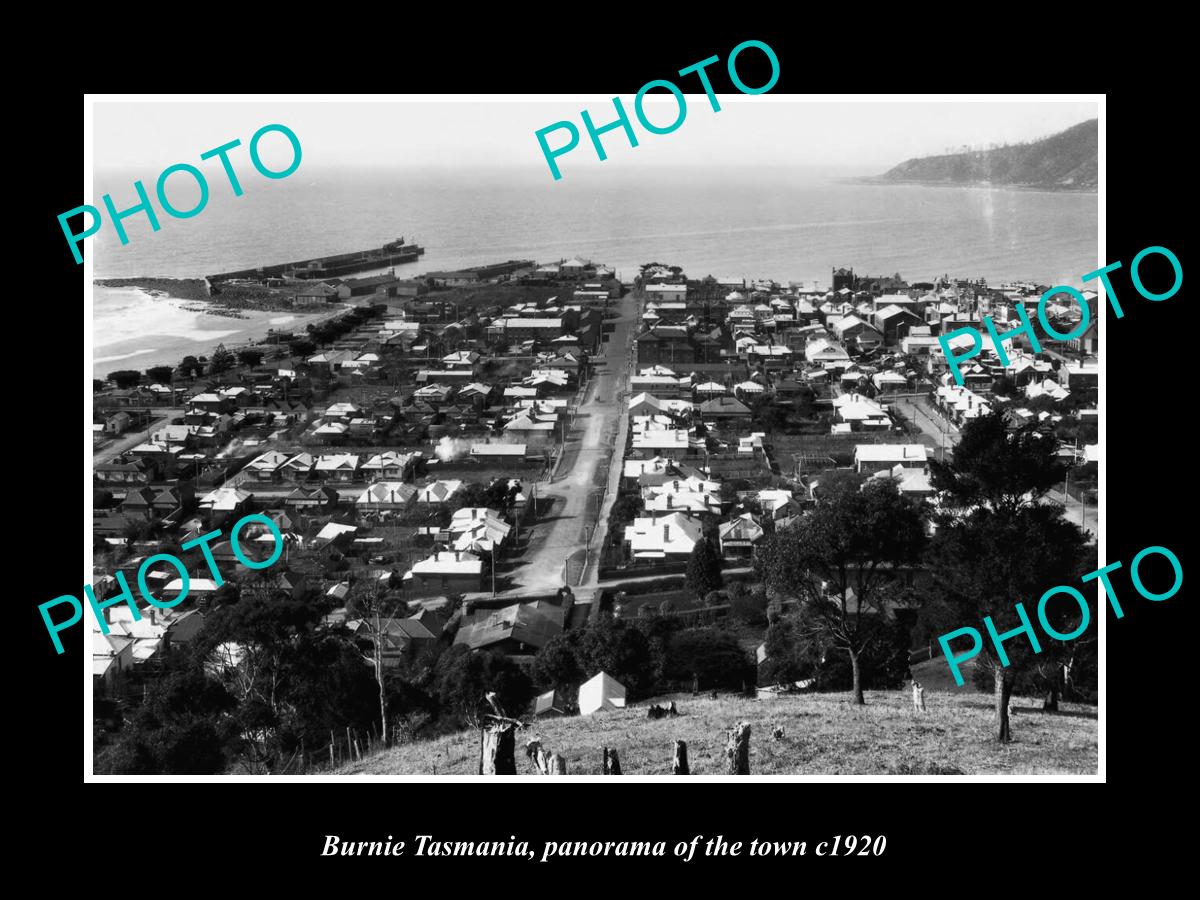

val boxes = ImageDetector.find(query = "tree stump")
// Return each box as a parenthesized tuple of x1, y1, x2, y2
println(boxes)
(548, 753, 568, 775)
(994, 669, 1014, 743)
(525, 739, 551, 775)
(647, 702, 678, 720)
(1043, 686, 1059, 712)
(480, 722, 517, 774)
(603, 747, 622, 775)
(771, 724, 785, 741)
(725, 722, 751, 775)
(673, 740, 689, 775)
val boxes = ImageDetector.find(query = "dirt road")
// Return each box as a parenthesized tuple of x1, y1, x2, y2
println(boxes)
(493, 295, 638, 597)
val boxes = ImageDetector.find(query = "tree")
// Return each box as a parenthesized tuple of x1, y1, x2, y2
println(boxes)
(109, 369, 141, 389)
(102, 649, 236, 774)
(209, 343, 234, 375)
(928, 504, 1089, 740)
(434, 646, 532, 724)
(632, 612, 682, 685)
(729, 584, 769, 627)
(666, 628, 753, 690)
(927, 411, 1090, 742)
(532, 632, 582, 692)
(238, 348, 265, 368)
(755, 478, 925, 705)
(122, 517, 148, 545)
(145, 365, 174, 384)
(289, 339, 316, 357)
(178, 355, 204, 378)
(346, 579, 408, 747)
(93, 378, 105, 393)
(930, 409, 1065, 517)
(758, 617, 820, 684)
(574, 615, 654, 696)
(792, 383, 818, 419)
(195, 580, 325, 769)
(685, 538, 723, 601)
(991, 375, 1018, 397)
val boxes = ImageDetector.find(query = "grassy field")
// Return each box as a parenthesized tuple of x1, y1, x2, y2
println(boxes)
(339, 689, 1097, 776)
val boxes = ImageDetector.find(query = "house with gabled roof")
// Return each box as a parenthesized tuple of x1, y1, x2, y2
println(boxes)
(869, 463, 935, 498)
(280, 452, 316, 481)
(413, 383, 456, 404)
(96, 457, 156, 488)
(93, 628, 135, 689)
(151, 484, 192, 516)
(854, 443, 930, 474)
(805, 336, 852, 368)
(345, 615, 440, 667)
(442, 349, 481, 368)
(623, 512, 702, 562)
(356, 481, 418, 510)
(833, 393, 891, 430)
(415, 479, 463, 506)
(403, 549, 484, 594)
(872, 370, 909, 394)
(312, 521, 357, 550)
(283, 485, 339, 509)
(244, 450, 291, 482)
(199, 487, 252, 518)
(295, 281, 339, 307)
(314, 454, 359, 482)
(120, 487, 157, 519)
(699, 396, 751, 420)
(448, 507, 512, 552)
(453, 599, 564, 653)
(361, 451, 417, 481)
(718, 512, 765, 561)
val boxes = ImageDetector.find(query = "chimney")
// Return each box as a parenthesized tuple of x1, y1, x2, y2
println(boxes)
(663, 524, 671, 541)
(455, 550, 461, 561)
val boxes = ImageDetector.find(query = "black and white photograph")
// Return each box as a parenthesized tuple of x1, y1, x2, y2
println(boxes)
(78, 96, 1108, 779)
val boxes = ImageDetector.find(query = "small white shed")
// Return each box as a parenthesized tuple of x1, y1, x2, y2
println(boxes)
(578, 671, 627, 715)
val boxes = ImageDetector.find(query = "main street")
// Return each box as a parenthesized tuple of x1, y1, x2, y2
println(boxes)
(490, 292, 638, 598)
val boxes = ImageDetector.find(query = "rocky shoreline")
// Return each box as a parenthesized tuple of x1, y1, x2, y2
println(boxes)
(839, 176, 1097, 193)
(94, 276, 296, 313)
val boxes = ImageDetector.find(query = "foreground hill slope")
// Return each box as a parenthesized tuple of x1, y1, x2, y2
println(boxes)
(877, 119, 1098, 191)
(340, 689, 1097, 776)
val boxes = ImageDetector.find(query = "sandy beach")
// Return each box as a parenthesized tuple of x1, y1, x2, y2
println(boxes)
(92, 286, 347, 378)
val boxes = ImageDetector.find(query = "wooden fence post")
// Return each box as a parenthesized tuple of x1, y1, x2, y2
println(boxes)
(673, 740, 689, 775)
(480, 722, 517, 775)
(548, 753, 567, 775)
(603, 747, 622, 775)
(725, 722, 750, 775)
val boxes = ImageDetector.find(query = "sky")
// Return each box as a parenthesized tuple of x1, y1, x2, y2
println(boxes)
(92, 98, 1099, 181)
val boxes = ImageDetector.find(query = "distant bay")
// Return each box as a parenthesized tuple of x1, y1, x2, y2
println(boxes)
(91, 165, 1098, 377)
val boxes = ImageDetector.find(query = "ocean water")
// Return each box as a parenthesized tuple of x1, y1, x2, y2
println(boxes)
(91, 166, 1098, 375)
